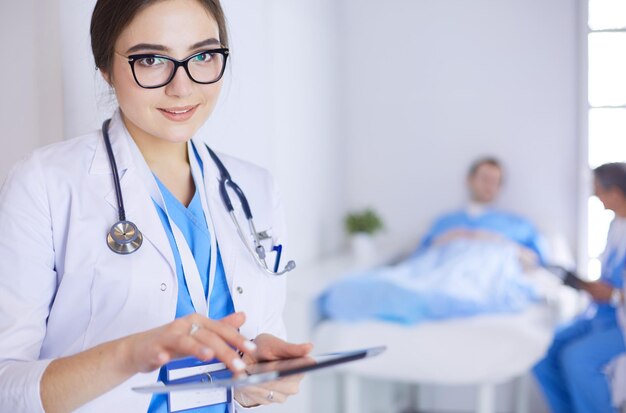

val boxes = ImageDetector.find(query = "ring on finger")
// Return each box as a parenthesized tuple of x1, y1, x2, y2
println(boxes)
(267, 390, 275, 401)
(189, 323, 201, 337)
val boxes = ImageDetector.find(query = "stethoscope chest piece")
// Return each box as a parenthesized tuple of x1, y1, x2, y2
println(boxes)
(107, 220, 143, 255)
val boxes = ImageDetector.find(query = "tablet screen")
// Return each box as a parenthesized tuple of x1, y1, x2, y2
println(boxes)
(133, 346, 386, 394)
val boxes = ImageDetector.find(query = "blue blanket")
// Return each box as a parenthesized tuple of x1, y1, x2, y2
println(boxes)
(318, 240, 539, 325)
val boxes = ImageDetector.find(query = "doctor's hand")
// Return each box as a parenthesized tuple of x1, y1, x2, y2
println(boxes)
(234, 334, 312, 407)
(123, 312, 256, 375)
(244, 333, 313, 364)
(581, 280, 614, 302)
(235, 372, 306, 407)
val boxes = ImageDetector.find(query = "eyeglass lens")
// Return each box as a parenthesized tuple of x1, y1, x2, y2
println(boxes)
(133, 51, 226, 88)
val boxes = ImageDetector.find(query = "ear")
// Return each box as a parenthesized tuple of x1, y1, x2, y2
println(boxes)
(99, 68, 113, 87)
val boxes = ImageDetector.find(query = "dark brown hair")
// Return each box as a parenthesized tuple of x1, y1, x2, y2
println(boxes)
(468, 156, 503, 178)
(90, 0, 229, 74)
(594, 162, 626, 197)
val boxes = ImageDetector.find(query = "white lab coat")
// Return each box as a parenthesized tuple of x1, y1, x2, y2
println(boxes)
(0, 112, 288, 412)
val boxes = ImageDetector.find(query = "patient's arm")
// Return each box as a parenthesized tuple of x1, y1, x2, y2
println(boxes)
(432, 228, 504, 245)
(431, 228, 475, 245)
(431, 228, 540, 270)
(517, 246, 540, 271)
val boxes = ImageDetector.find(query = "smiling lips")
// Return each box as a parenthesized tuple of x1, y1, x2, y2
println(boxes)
(157, 105, 199, 122)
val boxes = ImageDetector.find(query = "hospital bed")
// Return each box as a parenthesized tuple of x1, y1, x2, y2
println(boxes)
(286, 237, 584, 413)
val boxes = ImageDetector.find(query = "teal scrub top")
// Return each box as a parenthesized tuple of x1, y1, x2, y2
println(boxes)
(148, 151, 235, 413)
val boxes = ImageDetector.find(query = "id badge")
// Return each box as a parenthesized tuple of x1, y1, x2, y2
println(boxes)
(165, 357, 232, 412)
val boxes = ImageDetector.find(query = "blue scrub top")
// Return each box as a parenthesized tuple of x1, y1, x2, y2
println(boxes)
(418, 209, 547, 264)
(594, 245, 626, 319)
(148, 152, 235, 413)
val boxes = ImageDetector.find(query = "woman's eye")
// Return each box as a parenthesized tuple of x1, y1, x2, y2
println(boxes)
(138, 57, 166, 67)
(193, 53, 213, 63)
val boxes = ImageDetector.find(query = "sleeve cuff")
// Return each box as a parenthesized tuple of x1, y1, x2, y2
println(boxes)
(0, 358, 54, 413)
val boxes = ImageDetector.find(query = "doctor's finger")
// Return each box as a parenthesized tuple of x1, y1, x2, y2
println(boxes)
(218, 312, 246, 329)
(193, 328, 248, 372)
(259, 376, 304, 395)
(199, 318, 257, 356)
(162, 333, 216, 362)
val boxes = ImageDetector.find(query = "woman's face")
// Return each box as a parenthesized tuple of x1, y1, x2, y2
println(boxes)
(594, 178, 621, 212)
(105, 0, 223, 144)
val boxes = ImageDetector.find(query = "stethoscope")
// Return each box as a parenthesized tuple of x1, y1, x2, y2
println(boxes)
(102, 119, 296, 276)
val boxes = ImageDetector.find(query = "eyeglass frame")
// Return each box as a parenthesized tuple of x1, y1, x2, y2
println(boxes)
(124, 48, 230, 89)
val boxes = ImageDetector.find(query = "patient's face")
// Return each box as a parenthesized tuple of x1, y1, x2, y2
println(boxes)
(468, 164, 502, 204)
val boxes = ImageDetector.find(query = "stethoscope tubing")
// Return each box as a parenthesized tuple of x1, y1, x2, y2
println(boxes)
(102, 119, 127, 222)
(102, 119, 295, 275)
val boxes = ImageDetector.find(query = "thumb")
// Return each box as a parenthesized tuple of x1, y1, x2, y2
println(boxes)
(275, 341, 314, 359)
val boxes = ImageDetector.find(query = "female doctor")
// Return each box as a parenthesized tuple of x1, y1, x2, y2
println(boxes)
(0, 0, 311, 412)
(533, 162, 626, 413)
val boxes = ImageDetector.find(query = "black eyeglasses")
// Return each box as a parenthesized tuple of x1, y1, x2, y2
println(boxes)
(125, 48, 229, 89)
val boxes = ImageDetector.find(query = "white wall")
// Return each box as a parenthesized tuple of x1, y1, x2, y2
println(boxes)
(339, 0, 580, 252)
(335, 1, 578, 412)
(0, 0, 63, 182)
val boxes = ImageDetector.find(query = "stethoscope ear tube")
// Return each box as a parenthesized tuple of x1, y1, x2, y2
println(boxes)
(207, 143, 295, 276)
(227, 180, 253, 220)
(218, 179, 235, 213)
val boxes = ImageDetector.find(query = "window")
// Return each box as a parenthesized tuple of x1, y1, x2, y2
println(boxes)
(586, 0, 626, 279)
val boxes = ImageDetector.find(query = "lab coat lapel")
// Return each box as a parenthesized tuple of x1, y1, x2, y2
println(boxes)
(90, 113, 176, 275)
(114, 170, 177, 275)
(192, 139, 238, 290)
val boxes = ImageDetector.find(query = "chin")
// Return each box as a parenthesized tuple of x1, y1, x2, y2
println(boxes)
(158, 124, 202, 143)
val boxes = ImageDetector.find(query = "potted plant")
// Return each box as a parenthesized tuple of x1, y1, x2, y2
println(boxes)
(344, 209, 384, 259)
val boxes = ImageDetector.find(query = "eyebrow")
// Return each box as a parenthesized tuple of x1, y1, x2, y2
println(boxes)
(125, 38, 221, 55)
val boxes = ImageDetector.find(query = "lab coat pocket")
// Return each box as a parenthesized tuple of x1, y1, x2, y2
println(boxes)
(83, 247, 143, 345)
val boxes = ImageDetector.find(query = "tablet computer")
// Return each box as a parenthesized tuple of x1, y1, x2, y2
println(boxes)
(133, 346, 386, 394)
(546, 265, 585, 290)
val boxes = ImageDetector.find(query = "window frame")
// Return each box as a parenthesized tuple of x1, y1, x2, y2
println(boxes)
(579, 0, 626, 278)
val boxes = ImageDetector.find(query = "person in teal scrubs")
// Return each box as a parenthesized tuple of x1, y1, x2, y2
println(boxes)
(12, 1, 313, 412)
(534, 162, 626, 413)
(148, 148, 234, 412)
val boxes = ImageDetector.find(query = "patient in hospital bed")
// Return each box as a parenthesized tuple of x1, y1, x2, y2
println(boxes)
(319, 157, 547, 324)
(418, 157, 547, 268)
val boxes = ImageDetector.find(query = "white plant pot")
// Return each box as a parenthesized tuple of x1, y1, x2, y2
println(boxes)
(349, 233, 376, 261)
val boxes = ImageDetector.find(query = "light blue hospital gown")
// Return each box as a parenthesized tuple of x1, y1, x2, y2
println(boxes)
(534, 218, 626, 413)
(418, 207, 547, 264)
(148, 152, 235, 413)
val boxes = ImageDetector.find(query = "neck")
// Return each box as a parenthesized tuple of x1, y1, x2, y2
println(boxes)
(122, 113, 189, 169)
(121, 113, 196, 206)
(469, 198, 491, 207)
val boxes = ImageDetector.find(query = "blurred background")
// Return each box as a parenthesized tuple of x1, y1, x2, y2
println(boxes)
(1, 0, 625, 412)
